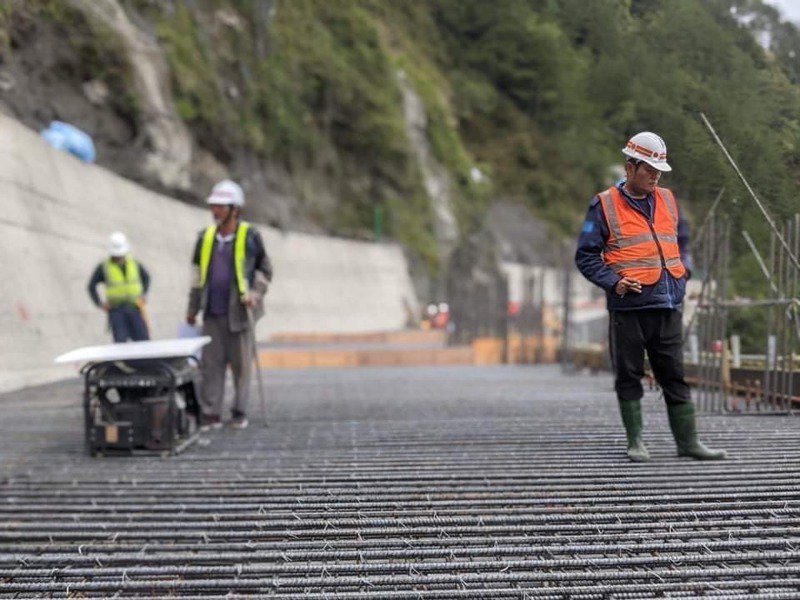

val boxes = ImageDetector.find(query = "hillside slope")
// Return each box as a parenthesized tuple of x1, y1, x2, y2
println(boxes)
(1, 0, 799, 302)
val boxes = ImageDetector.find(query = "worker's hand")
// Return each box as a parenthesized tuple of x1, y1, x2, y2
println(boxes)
(101, 302, 111, 312)
(615, 277, 642, 296)
(242, 292, 258, 308)
(186, 315, 196, 326)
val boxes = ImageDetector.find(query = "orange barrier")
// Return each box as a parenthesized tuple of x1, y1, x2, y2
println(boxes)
(487, 335, 561, 365)
(506, 334, 523, 364)
(269, 330, 447, 346)
(259, 346, 474, 369)
(539, 336, 559, 363)
(259, 332, 561, 370)
(473, 337, 505, 365)
(522, 337, 539, 363)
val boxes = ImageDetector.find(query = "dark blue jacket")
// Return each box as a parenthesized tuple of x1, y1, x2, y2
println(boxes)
(574, 182, 693, 311)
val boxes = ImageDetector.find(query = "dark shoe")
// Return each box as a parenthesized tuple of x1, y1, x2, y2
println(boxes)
(200, 414, 222, 432)
(667, 403, 727, 460)
(618, 399, 651, 462)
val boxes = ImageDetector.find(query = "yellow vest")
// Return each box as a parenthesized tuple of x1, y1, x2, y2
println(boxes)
(198, 222, 251, 299)
(104, 256, 143, 306)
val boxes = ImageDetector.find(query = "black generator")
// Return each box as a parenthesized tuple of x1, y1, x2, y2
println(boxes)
(82, 357, 201, 456)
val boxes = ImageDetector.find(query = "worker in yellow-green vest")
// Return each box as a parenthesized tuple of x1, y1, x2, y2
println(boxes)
(87, 231, 151, 342)
(186, 180, 273, 431)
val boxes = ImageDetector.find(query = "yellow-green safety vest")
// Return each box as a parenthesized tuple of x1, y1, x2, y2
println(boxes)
(104, 256, 143, 306)
(198, 222, 251, 299)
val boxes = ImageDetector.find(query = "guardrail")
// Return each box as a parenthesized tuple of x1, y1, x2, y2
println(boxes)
(568, 344, 800, 414)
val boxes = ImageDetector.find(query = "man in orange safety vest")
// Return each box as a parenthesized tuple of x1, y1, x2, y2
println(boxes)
(575, 131, 726, 463)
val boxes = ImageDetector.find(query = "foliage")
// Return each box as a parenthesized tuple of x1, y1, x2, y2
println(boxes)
(18, 0, 800, 287)
(0, 1, 14, 51)
(1, 1, 140, 123)
(152, 0, 438, 252)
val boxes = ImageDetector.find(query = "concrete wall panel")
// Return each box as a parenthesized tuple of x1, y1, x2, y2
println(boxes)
(0, 116, 418, 391)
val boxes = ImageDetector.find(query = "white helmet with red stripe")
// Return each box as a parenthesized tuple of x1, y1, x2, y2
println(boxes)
(206, 179, 245, 206)
(622, 131, 672, 172)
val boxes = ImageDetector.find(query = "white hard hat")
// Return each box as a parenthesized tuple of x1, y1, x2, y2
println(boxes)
(108, 231, 130, 257)
(207, 179, 245, 206)
(438, 302, 449, 312)
(622, 131, 672, 172)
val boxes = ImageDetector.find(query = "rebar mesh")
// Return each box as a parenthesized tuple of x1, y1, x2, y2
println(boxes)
(2, 365, 799, 598)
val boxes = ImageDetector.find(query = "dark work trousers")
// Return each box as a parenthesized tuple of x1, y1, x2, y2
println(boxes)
(108, 305, 150, 342)
(200, 314, 253, 418)
(609, 309, 691, 406)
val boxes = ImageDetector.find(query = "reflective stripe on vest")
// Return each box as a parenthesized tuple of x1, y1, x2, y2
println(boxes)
(198, 222, 251, 299)
(104, 256, 143, 305)
(598, 186, 686, 285)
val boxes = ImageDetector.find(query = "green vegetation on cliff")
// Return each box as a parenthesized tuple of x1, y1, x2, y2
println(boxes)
(2, 0, 800, 287)
(148, 1, 800, 267)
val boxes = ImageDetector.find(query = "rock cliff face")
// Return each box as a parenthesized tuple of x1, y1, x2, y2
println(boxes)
(0, 1, 321, 231)
(0, 0, 570, 324)
(0, 1, 146, 188)
(67, 0, 194, 192)
(398, 71, 458, 298)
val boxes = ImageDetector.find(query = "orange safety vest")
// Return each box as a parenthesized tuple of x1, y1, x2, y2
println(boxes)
(598, 186, 686, 285)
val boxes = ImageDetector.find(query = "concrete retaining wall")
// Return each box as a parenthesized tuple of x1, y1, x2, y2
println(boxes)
(0, 115, 419, 392)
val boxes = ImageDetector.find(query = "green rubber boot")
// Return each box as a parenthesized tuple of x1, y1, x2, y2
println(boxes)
(667, 403, 727, 460)
(618, 400, 651, 462)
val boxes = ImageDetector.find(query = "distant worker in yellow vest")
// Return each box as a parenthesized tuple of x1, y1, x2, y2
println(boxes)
(575, 131, 726, 462)
(186, 180, 272, 431)
(87, 232, 151, 342)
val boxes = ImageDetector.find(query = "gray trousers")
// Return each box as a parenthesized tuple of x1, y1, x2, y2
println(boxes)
(200, 314, 253, 417)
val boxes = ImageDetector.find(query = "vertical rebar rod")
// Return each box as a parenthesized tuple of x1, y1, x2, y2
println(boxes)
(742, 231, 779, 293)
(790, 214, 800, 415)
(692, 188, 725, 249)
(700, 112, 800, 272)
(697, 218, 710, 411)
(708, 219, 721, 412)
(695, 221, 708, 411)
(710, 217, 721, 410)
(700, 217, 718, 411)
(714, 221, 730, 412)
(764, 230, 777, 411)
(560, 248, 573, 372)
(779, 221, 791, 412)
(717, 220, 731, 413)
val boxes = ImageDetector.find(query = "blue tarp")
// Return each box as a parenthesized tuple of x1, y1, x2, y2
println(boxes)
(41, 121, 96, 163)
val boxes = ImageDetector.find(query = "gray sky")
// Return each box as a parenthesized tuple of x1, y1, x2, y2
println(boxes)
(764, 0, 800, 23)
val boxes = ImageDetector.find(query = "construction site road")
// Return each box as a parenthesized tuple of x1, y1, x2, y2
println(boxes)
(2, 365, 800, 599)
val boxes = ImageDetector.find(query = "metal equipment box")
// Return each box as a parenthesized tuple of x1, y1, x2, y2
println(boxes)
(56, 338, 212, 457)
(83, 357, 201, 456)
